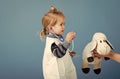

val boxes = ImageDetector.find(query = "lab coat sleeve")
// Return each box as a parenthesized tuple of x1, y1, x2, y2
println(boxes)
(51, 41, 70, 58)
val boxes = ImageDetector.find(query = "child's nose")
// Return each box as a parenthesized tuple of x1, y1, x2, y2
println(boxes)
(62, 25, 65, 29)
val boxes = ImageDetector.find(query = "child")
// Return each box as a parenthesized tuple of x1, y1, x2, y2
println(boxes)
(40, 6, 77, 79)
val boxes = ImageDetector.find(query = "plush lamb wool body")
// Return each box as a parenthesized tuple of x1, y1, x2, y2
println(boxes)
(82, 32, 114, 74)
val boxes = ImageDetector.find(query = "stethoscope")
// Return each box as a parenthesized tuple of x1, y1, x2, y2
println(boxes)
(49, 32, 80, 58)
(69, 40, 80, 58)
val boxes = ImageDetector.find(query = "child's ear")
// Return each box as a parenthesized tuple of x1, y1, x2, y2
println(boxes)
(50, 26, 55, 30)
(49, 27, 52, 30)
(48, 26, 53, 32)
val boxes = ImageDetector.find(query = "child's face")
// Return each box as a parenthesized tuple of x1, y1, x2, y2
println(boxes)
(51, 17, 65, 35)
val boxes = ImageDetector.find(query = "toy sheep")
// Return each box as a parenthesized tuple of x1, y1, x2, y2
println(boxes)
(82, 32, 114, 74)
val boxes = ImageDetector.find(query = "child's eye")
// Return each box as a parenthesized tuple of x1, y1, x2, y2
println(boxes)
(60, 23, 65, 26)
(60, 23, 63, 26)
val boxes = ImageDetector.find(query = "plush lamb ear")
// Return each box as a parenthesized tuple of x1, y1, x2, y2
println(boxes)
(106, 40, 114, 50)
(90, 40, 97, 52)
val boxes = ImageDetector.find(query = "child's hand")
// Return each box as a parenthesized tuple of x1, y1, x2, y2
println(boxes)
(65, 32, 76, 43)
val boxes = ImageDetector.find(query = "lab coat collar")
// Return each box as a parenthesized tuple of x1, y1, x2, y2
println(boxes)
(48, 33, 64, 42)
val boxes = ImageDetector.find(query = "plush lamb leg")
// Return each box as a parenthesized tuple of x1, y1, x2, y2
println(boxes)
(93, 60, 101, 74)
(82, 60, 90, 74)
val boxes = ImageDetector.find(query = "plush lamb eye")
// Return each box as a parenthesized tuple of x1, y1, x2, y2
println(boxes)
(100, 40, 102, 43)
(103, 40, 106, 42)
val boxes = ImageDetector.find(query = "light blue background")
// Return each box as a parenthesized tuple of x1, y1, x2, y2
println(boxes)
(0, 0, 120, 79)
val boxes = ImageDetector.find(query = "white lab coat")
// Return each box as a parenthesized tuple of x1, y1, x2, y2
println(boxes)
(42, 37, 77, 79)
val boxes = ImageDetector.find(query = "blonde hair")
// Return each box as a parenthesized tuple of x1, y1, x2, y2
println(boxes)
(40, 6, 65, 38)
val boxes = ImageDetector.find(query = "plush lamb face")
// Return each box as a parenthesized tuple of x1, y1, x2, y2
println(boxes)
(92, 32, 114, 55)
